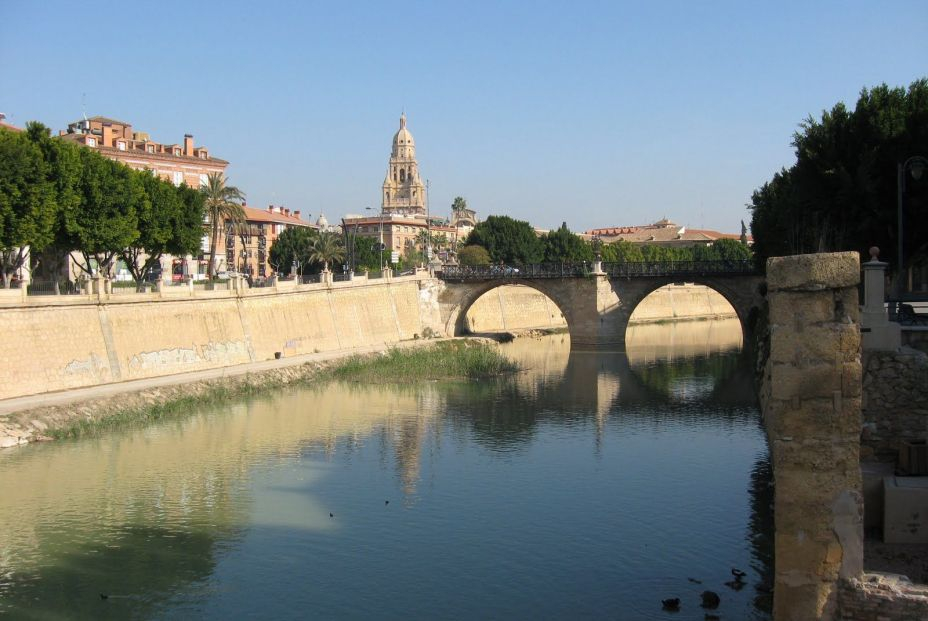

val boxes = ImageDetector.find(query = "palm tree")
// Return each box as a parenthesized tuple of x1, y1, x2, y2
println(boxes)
(309, 230, 346, 272)
(200, 172, 246, 279)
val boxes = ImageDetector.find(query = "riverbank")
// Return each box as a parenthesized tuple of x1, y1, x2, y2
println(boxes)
(0, 338, 513, 449)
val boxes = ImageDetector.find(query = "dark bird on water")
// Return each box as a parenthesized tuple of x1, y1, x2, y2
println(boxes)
(724, 578, 746, 591)
(731, 568, 747, 579)
(385, 500, 390, 505)
(329, 513, 334, 518)
(661, 598, 680, 611)
(100, 594, 108, 600)
(700, 590, 721, 609)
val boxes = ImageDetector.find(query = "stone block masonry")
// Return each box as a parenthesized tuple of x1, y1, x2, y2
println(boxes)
(861, 348, 928, 463)
(762, 252, 864, 620)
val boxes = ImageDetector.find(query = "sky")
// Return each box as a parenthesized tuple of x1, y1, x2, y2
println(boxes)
(2, 1, 926, 235)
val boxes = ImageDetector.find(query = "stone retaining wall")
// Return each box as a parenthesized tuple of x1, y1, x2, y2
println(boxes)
(0, 276, 442, 402)
(861, 349, 928, 462)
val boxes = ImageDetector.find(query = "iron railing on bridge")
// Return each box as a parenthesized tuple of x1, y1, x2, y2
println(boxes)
(439, 260, 757, 281)
(601, 259, 757, 277)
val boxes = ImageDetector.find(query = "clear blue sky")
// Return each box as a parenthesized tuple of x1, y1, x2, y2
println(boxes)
(2, 1, 925, 234)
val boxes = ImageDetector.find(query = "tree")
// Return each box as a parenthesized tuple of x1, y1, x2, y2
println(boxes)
(200, 172, 246, 279)
(269, 226, 317, 275)
(0, 128, 57, 287)
(24, 123, 82, 288)
(465, 215, 543, 264)
(749, 78, 928, 278)
(120, 173, 203, 288)
(66, 147, 144, 278)
(452, 196, 468, 212)
(458, 244, 491, 266)
(541, 222, 594, 263)
(308, 230, 346, 271)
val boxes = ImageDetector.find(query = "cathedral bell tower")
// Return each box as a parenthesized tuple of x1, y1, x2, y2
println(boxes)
(382, 113, 426, 217)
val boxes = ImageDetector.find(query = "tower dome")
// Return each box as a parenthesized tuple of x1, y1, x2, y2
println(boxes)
(392, 113, 415, 156)
(316, 213, 329, 228)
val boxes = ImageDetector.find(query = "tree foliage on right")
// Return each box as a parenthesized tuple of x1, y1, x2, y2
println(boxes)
(748, 78, 928, 275)
(464, 215, 543, 264)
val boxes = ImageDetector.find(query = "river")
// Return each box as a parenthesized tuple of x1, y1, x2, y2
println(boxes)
(0, 318, 771, 620)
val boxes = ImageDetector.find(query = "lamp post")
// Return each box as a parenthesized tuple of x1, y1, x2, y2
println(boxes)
(896, 155, 928, 296)
(426, 179, 432, 263)
(366, 206, 384, 270)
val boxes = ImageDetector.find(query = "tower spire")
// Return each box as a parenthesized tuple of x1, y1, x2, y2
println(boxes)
(400, 110, 406, 129)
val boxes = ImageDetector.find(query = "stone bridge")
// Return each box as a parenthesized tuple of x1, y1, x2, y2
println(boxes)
(436, 262, 765, 347)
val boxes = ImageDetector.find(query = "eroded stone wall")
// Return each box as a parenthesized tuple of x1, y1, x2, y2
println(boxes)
(861, 349, 928, 462)
(761, 252, 863, 621)
(839, 574, 928, 619)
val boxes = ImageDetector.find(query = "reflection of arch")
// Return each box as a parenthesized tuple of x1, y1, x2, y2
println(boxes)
(400, 168, 406, 182)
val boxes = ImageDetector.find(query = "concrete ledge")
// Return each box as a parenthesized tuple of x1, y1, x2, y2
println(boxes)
(767, 252, 860, 291)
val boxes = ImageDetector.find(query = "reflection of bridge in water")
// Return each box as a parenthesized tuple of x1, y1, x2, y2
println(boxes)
(437, 261, 764, 347)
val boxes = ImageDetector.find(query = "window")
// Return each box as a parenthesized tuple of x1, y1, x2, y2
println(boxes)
(147, 145, 155, 153)
(86, 137, 96, 147)
(199, 152, 207, 159)
(117, 141, 126, 151)
(173, 171, 183, 186)
(174, 148, 181, 156)
(199, 174, 208, 187)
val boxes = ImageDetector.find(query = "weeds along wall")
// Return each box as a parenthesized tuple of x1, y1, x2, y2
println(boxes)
(0, 278, 438, 401)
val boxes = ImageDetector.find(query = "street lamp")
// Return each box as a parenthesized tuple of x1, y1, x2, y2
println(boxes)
(897, 155, 928, 296)
(366, 206, 384, 270)
(426, 179, 432, 263)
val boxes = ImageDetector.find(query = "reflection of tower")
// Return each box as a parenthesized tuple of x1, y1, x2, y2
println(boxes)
(394, 416, 424, 497)
(382, 113, 426, 217)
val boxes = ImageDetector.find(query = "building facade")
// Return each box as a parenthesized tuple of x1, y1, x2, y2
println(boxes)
(585, 218, 752, 248)
(59, 116, 227, 186)
(218, 206, 312, 281)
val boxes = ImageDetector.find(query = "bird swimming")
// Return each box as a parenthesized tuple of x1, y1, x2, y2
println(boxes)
(661, 598, 680, 611)
(731, 568, 746, 579)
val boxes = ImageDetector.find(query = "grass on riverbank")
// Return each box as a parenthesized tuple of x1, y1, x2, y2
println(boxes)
(319, 340, 519, 383)
(43, 340, 517, 441)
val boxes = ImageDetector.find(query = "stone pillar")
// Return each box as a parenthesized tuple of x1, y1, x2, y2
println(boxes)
(321, 269, 333, 286)
(382, 268, 393, 281)
(861, 247, 900, 351)
(592, 254, 604, 275)
(764, 252, 863, 621)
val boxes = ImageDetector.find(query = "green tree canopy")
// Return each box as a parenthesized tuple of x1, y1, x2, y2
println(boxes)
(119, 173, 203, 287)
(0, 128, 57, 287)
(269, 226, 317, 275)
(457, 244, 491, 266)
(749, 78, 928, 277)
(540, 222, 595, 263)
(465, 215, 543, 264)
(66, 147, 145, 277)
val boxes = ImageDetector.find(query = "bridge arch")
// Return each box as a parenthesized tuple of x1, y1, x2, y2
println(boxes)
(440, 279, 576, 339)
(617, 276, 762, 341)
(435, 266, 764, 348)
